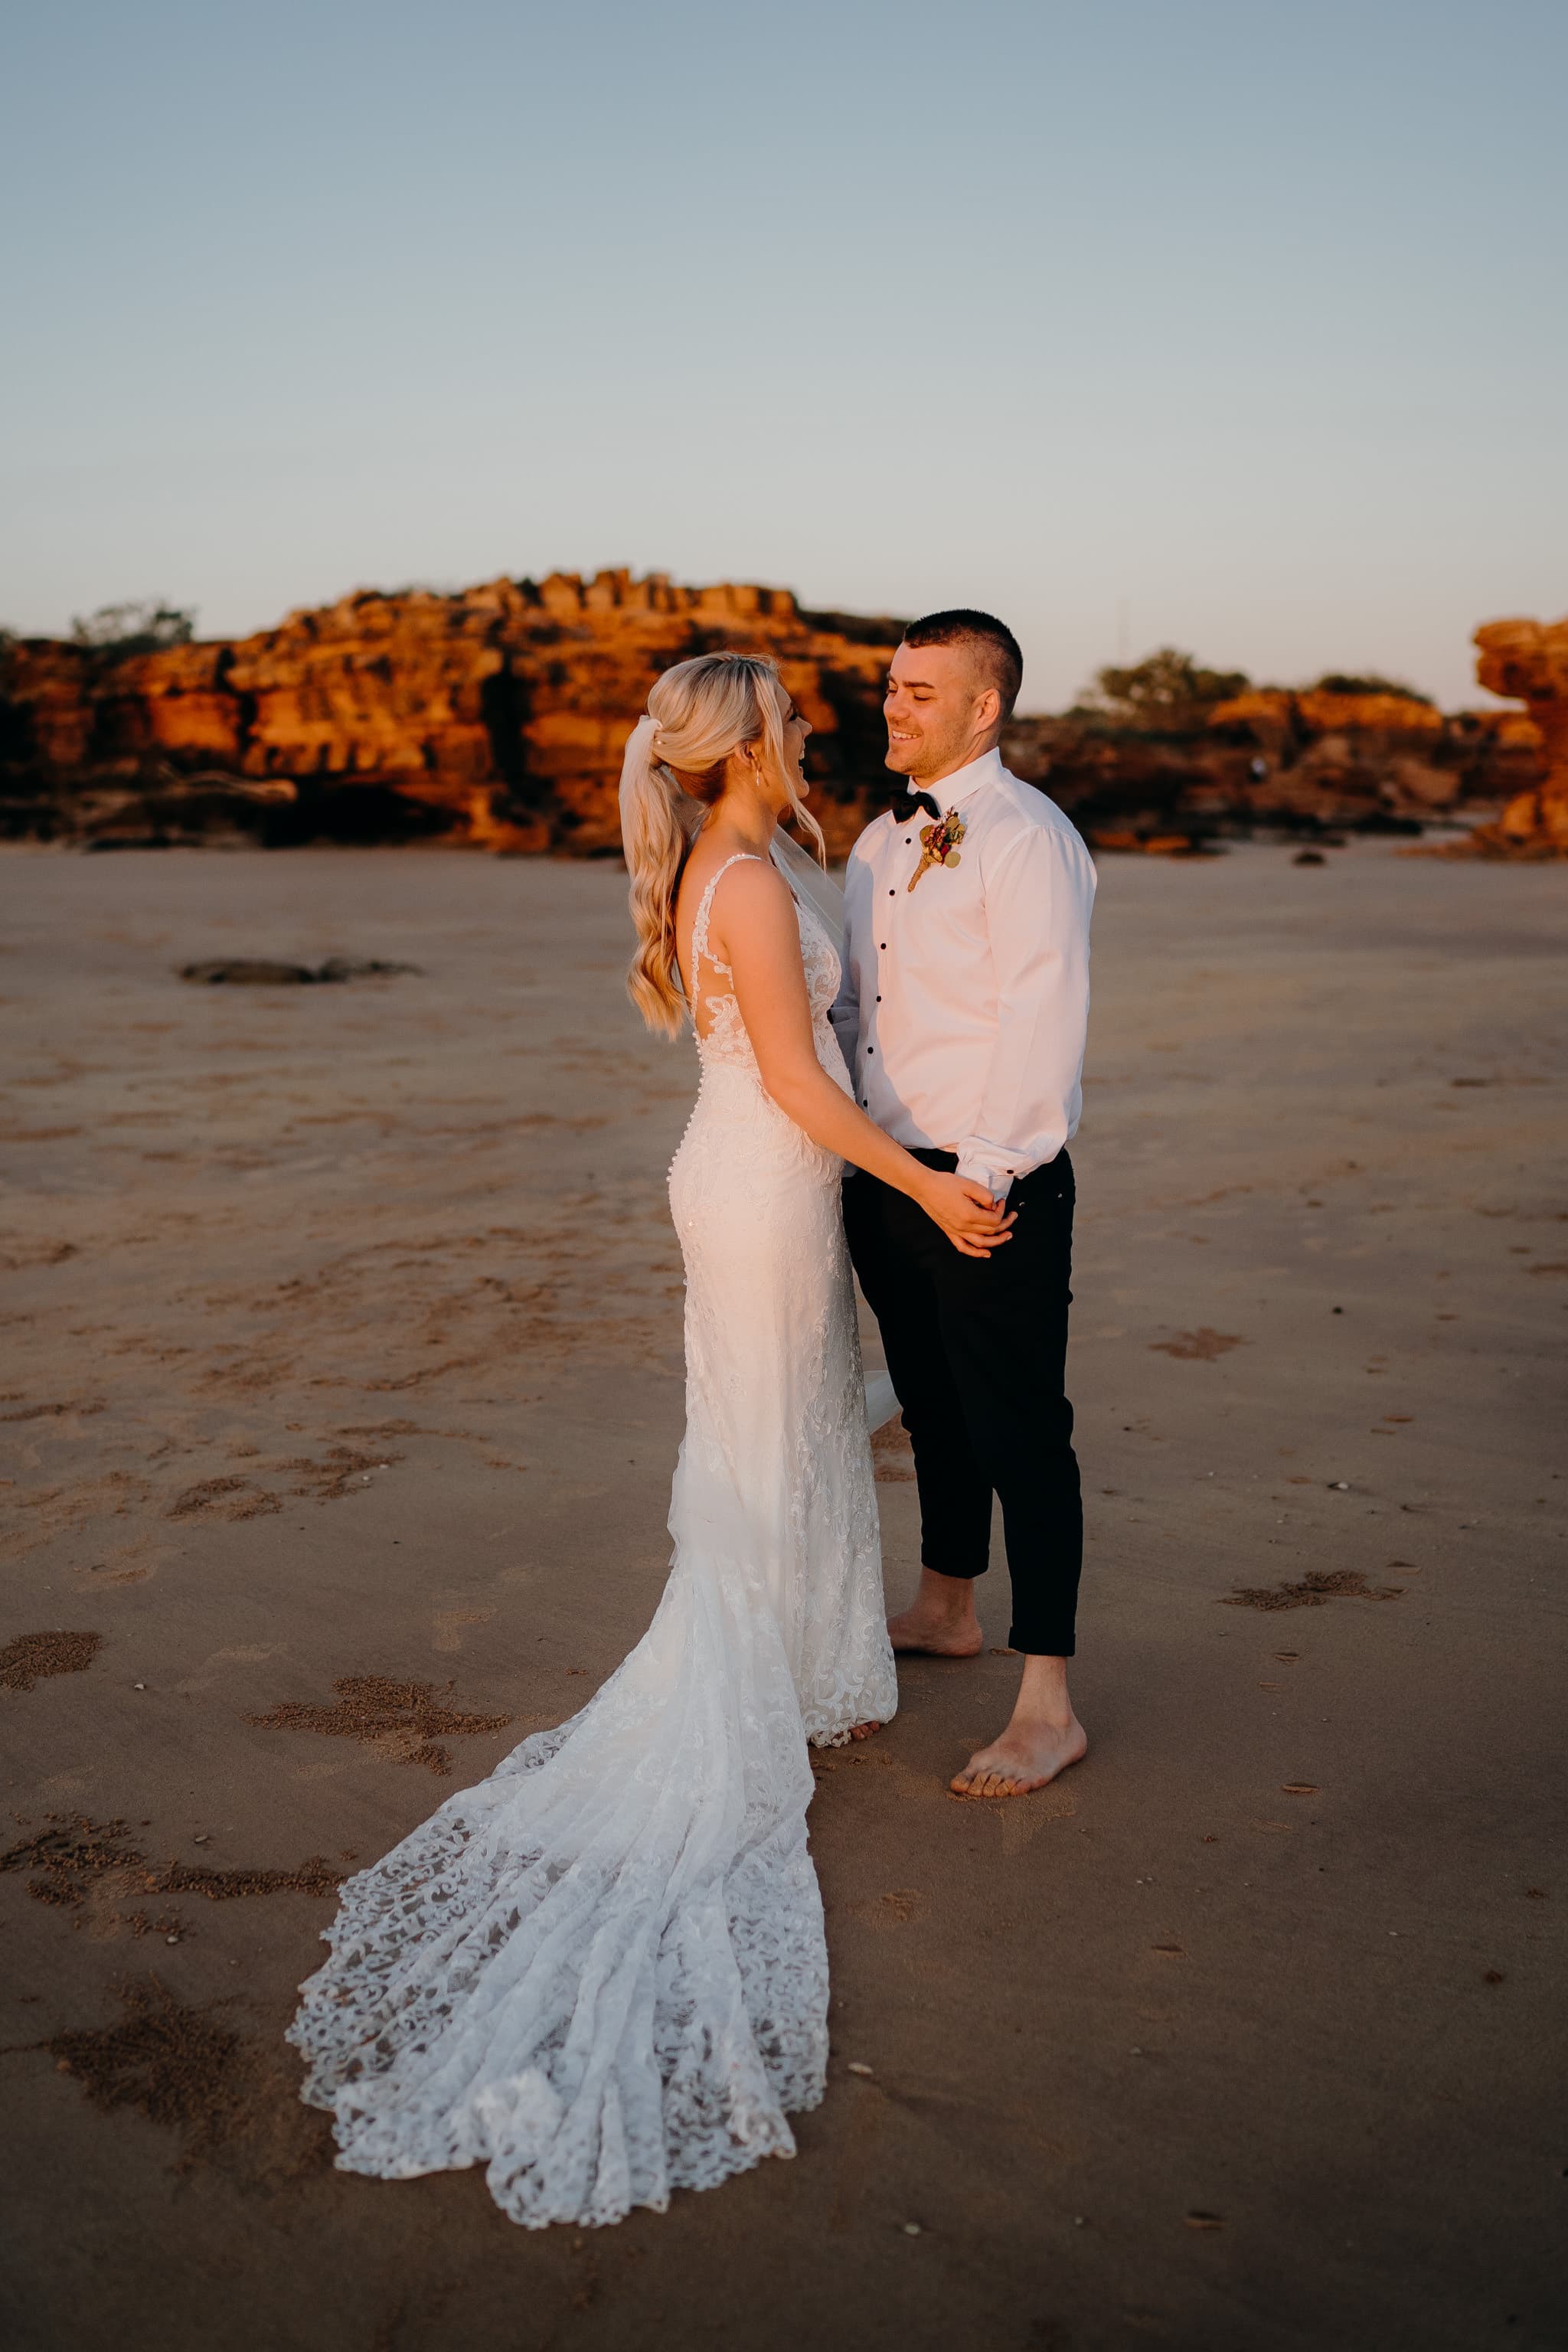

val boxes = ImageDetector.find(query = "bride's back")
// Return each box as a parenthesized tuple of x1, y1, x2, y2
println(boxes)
(674, 838, 768, 1040)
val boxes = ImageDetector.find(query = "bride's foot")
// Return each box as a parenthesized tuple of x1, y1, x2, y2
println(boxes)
(887, 1566, 984, 1657)
(847, 1720, 883, 1742)
(948, 1654, 1086, 1798)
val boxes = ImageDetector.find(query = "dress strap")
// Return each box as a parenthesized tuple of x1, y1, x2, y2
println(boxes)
(691, 852, 763, 983)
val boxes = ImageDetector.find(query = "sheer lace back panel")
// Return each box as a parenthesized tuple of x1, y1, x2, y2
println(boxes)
(681, 848, 850, 1087)
(683, 851, 761, 1069)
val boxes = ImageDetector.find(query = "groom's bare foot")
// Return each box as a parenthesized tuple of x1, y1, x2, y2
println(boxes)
(887, 1566, 984, 1657)
(949, 1716, 1087, 1798)
(948, 1654, 1087, 1798)
(887, 1608, 984, 1657)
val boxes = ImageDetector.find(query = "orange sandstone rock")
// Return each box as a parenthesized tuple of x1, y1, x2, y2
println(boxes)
(1, 577, 1542, 851)
(1207, 688, 1445, 739)
(1465, 618, 1568, 856)
(0, 572, 901, 852)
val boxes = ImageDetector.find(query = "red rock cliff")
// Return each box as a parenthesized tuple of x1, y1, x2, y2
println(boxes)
(1000, 683, 1533, 848)
(0, 572, 901, 854)
(1, 577, 1542, 852)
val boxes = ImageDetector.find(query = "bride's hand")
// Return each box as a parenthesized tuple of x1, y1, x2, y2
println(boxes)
(916, 1170, 1017, 1259)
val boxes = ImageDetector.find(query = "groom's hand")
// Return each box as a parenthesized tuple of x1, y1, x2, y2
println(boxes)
(917, 1170, 1016, 1259)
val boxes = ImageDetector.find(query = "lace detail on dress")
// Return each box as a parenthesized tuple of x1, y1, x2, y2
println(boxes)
(688, 851, 751, 986)
(288, 847, 895, 2232)
(684, 849, 855, 1096)
(686, 851, 761, 1073)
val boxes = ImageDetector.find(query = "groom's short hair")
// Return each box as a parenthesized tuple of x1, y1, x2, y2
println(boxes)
(903, 609, 1024, 721)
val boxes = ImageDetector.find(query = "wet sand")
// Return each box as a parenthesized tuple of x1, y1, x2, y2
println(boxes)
(2, 841, 1564, 2352)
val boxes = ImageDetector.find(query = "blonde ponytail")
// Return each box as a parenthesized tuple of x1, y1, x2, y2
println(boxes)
(619, 714, 694, 1040)
(619, 653, 826, 1038)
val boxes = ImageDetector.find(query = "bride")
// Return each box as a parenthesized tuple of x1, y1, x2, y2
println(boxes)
(288, 653, 1013, 2228)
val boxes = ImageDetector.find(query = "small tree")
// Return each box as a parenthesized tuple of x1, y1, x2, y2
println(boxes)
(1085, 648, 1250, 731)
(70, 600, 197, 658)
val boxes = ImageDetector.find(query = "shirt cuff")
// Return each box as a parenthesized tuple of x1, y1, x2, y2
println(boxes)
(954, 1154, 1011, 1202)
(956, 1142, 1044, 1202)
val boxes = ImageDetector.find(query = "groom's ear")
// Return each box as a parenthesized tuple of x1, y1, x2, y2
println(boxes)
(972, 680, 1003, 735)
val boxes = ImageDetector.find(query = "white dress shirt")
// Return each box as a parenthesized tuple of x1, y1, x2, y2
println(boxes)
(830, 747, 1095, 1200)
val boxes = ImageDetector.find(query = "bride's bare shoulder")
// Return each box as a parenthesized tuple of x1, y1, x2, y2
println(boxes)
(677, 845, 774, 920)
(699, 854, 796, 964)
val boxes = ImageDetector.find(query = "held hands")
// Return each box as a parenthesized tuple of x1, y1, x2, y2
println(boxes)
(917, 1170, 1016, 1259)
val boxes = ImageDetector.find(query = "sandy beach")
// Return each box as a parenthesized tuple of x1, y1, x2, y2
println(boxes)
(2, 839, 1564, 2352)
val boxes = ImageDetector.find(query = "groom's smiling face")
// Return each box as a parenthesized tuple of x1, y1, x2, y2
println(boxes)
(884, 641, 1002, 786)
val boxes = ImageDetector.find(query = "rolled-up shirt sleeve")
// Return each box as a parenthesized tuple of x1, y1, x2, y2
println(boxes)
(953, 821, 1095, 1199)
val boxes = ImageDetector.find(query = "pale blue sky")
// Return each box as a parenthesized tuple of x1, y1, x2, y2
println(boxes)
(3, 0, 1563, 707)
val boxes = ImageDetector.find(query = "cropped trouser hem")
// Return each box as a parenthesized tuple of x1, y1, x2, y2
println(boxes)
(846, 1145, 1083, 1663)
(919, 1560, 1077, 1659)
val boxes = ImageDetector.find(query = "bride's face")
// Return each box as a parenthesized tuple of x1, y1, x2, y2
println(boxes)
(779, 701, 812, 791)
(730, 701, 812, 813)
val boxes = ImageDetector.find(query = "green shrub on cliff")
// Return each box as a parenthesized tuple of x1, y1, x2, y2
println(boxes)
(1312, 671, 1432, 704)
(1074, 648, 1252, 736)
(70, 600, 196, 660)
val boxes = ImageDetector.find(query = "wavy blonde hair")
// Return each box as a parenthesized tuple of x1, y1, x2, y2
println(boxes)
(620, 652, 826, 1038)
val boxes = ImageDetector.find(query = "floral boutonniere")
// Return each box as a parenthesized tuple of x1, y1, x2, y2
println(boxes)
(907, 809, 966, 890)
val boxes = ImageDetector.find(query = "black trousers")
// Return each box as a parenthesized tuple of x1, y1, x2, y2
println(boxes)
(843, 1148, 1083, 1657)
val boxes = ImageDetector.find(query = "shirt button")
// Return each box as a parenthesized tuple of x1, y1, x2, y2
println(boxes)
(875, 994, 881, 1002)
(867, 1047, 874, 1056)
(887, 889, 894, 897)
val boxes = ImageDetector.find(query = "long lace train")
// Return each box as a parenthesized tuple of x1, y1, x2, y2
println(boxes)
(289, 856, 897, 2226)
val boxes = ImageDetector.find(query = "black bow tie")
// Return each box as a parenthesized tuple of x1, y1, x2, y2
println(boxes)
(890, 789, 943, 824)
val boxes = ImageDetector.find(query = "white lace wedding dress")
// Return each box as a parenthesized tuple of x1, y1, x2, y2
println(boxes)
(289, 850, 897, 2228)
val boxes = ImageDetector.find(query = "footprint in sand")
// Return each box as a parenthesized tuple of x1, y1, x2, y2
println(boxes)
(431, 1608, 497, 1653)
(996, 1785, 1079, 1857)
(1148, 1329, 1247, 1361)
(848, 1888, 929, 1930)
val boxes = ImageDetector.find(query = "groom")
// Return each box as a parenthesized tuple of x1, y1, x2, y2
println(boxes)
(832, 609, 1096, 1798)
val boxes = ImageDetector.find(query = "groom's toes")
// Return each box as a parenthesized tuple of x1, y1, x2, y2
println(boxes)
(950, 1756, 1055, 1798)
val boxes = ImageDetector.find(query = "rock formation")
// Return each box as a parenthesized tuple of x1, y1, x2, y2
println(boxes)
(0, 573, 900, 855)
(1459, 619, 1568, 857)
(1000, 688, 1531, 851)
(0, 573, 1541, 853)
